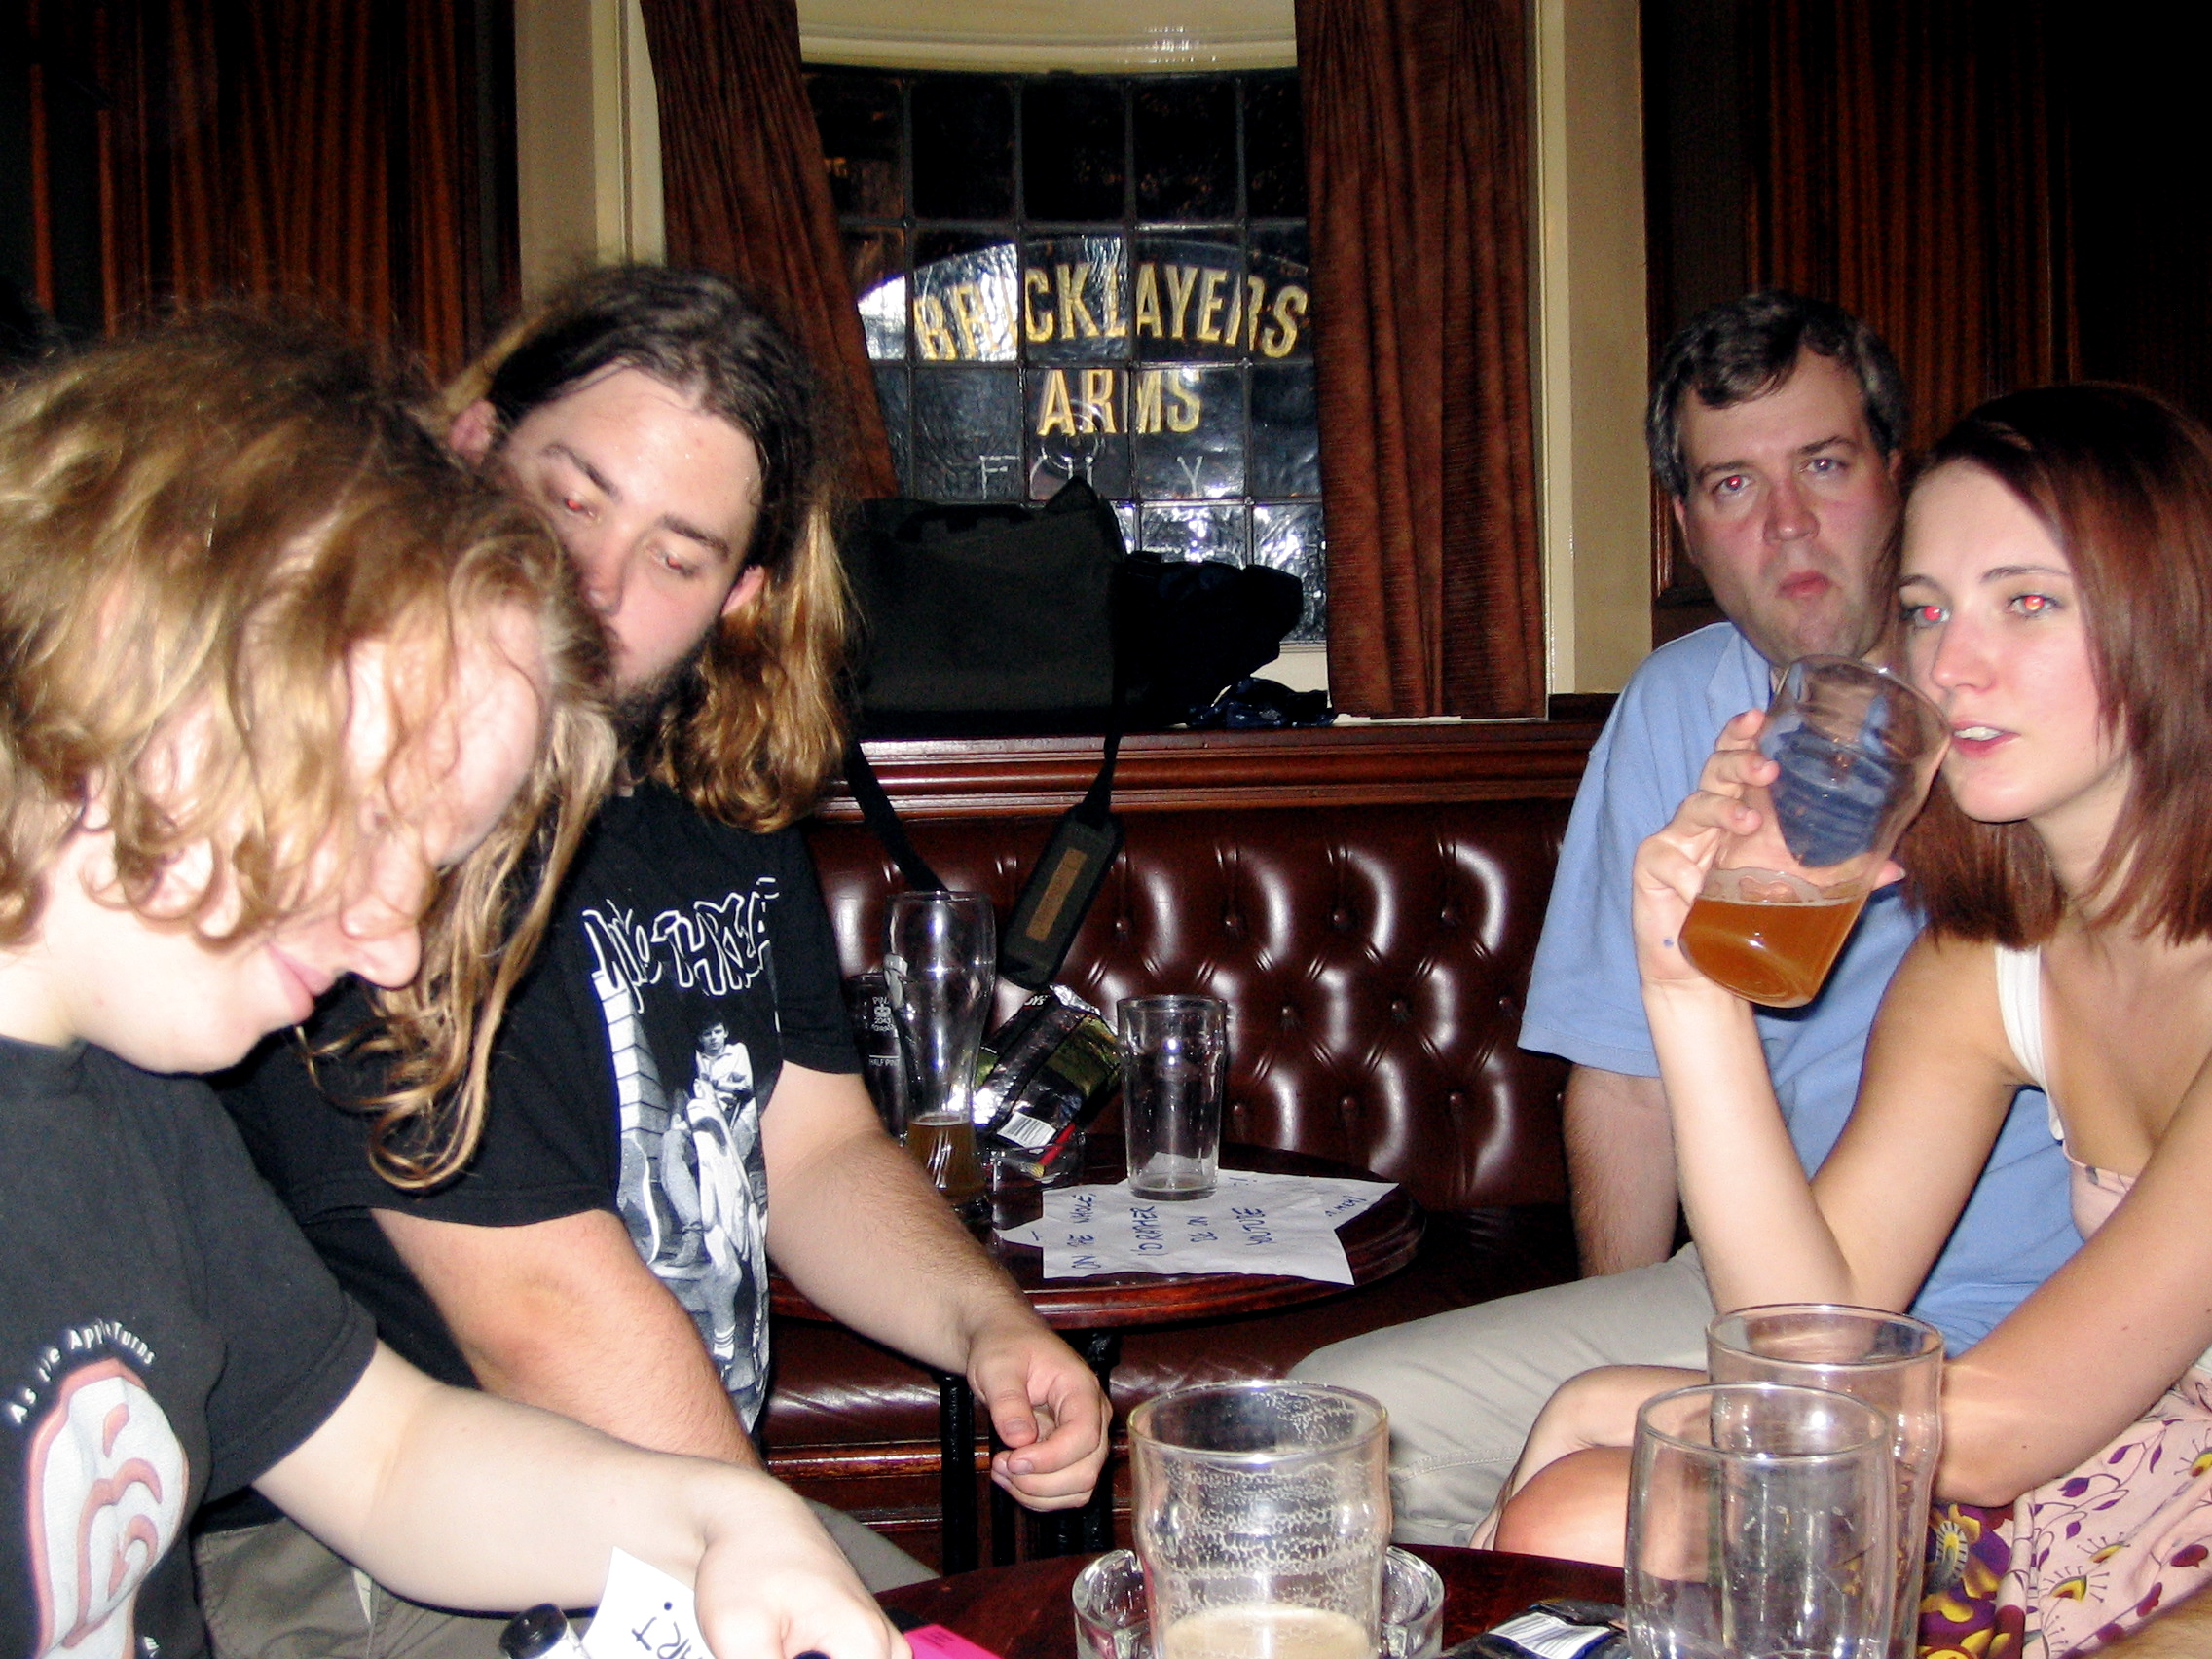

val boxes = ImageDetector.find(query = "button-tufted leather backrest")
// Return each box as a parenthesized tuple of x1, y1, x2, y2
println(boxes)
(804, 796, 1572, 1213)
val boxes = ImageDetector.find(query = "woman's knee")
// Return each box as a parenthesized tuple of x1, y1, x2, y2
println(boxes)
(1493, 1446, 1633, 1567)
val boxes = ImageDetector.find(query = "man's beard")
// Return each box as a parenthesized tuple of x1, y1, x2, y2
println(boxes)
(612, 635, 712, 751)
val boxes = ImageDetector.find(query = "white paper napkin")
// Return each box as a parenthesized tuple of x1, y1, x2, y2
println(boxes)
(583, 1549, 704, 1659)
(996, 1169, 1396, 1283)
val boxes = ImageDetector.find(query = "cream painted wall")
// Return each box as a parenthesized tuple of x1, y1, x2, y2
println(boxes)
(796, 0, 1296, 71)
(510, 0, 1653, 699)
(1534, 0, 1651, 695)
(514, 0, 664, 303)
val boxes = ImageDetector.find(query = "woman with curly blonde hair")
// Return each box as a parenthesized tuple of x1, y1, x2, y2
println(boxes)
(0, 314, 900, 1659)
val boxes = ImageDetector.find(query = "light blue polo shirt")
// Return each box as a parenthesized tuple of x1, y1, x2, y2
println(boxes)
(1519, 621, 2078, 1351)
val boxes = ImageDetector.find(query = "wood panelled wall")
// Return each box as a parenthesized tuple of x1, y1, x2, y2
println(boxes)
(1643, 0, 2212, 639)
(11, 0, 515, 380)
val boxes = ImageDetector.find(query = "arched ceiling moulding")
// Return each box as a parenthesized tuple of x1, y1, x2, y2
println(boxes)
(795, 0, 1297, 71)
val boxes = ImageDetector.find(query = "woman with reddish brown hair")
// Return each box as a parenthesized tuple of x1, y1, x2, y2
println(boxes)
(1485, 383, 2212, 1656)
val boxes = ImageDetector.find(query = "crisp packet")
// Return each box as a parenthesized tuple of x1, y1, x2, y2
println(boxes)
(975, 985, 1120, 1180)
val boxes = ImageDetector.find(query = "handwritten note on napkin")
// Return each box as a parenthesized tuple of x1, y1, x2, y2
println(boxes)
(996, 1169, 1395, 1283)
(583, 1550, 704, 1659)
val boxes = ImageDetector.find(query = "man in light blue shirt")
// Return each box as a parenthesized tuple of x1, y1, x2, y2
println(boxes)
(1300, 293, 2077, 1543)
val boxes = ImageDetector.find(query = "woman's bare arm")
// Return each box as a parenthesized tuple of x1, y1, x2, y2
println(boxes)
(1634, 720, 2016, 1315)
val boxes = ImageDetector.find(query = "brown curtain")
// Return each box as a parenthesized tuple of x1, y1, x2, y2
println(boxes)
(636, 0, 896, 498)
(91, 0, 503, 380)
(1748, 0, 2075, 452)
(1295, 0, 1540, 719)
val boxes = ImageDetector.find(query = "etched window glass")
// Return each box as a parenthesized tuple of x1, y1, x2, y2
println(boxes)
(809, 67, 1326, 640)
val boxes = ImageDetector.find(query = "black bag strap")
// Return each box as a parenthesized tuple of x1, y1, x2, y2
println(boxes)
(842, 738, 944, 893)
(842, 673, 1125, 989)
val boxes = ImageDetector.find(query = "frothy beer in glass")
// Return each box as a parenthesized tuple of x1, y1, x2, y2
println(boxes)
(1131, 1383, 1390, 1659)
(1679, 658, 1947, 1009)
(1162, 1604, 1372, 1659)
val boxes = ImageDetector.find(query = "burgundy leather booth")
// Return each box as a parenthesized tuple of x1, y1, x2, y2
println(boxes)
(766, 720, 1603, 1565)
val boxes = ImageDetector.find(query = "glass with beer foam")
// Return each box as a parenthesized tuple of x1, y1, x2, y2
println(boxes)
(1679, 657, 1947, 1008)
(1131, 1382, 1390, 1659)
(884, 890, 996, 1212)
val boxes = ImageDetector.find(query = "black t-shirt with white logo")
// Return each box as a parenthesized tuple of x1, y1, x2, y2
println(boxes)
(221, 783, 860, 1430)
(0, 1039, 374, 1659)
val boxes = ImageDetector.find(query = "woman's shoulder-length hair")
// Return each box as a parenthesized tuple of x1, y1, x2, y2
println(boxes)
(1901, 382, 2212, 947)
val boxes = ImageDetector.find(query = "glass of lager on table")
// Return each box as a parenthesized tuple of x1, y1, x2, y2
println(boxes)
(1130, 1381, 1390, 1659)
(1679, 657, 1948, 1008)
(884, 890, 996, 1214)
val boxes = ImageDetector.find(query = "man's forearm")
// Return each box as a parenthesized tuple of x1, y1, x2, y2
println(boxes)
(377, 1206, 763, 1469)
(769, 1114, 1034, 1370)
(1564, 1066, 1679, 1275)
(763, 1065, 1109, 1507)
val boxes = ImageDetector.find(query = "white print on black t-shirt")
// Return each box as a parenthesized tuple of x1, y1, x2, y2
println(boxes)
(582, 883, 778, 1426)
(6, 1321, 155, 1429)
(21, 1353, 186, 1659)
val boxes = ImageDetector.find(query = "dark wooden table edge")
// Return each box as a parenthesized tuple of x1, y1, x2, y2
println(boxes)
(876, 1545, 1628, 1655)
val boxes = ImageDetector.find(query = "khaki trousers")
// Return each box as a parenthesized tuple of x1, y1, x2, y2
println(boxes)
(195, 1501, 933, 1659)
(1292, 1244, 1714, 1543)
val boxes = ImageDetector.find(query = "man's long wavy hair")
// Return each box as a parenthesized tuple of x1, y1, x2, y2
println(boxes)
(1901, 384, 2212, 948)
(0, 314, 615, 1185)
(441, 267, 847, 830)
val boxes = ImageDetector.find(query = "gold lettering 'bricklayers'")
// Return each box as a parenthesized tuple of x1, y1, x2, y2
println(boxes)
(928, 260, 1309, 362)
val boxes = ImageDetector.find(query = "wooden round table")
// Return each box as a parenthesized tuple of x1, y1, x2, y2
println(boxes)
(880, 1547, 1626, 1658)
(774, 1143, 1423, 1570)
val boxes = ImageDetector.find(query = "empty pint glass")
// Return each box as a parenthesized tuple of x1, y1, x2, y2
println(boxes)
(1131, 1382, 1390, 1659)
(1679, 657, 1947, 1007)
(1708, 1306, 1943, 1659)
(1628, 1382, 1897, 1659)
(1120, 995, 1228, 1201)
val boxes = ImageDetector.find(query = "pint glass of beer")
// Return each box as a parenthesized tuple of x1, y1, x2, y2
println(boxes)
(1679, 657, 1947, 1008)
(884, 891, 996, 1212)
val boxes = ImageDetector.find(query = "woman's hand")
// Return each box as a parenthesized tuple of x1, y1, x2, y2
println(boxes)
(1633, 711, 1777, 996)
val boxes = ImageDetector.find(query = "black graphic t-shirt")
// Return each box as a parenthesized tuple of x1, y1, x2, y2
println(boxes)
(0, 1038, 375, 1659)
(222, 783, 860, 1429)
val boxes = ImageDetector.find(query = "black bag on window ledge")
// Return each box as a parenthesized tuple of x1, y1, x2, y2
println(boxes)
(839, 476, 1308, 987)
(840, 477, 1304, 737)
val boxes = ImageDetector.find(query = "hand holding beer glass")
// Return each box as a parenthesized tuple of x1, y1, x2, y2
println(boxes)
(1677, 658, 1947, 1007)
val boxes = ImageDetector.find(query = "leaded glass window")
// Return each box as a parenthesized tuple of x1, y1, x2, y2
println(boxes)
(809, 68, 1326, 641)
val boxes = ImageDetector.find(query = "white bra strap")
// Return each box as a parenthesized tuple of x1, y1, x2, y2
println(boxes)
(1992, 944, 2060, 1139)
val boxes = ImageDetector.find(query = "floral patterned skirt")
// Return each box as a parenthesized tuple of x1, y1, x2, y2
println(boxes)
(1919, 1372, 2212, 1658)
